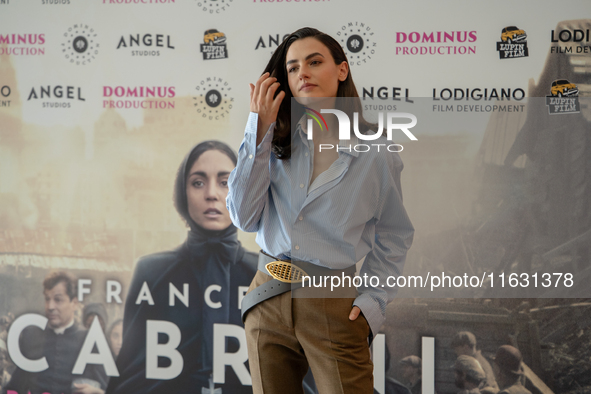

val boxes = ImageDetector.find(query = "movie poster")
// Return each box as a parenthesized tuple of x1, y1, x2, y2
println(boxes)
(1, 1, 590, 394)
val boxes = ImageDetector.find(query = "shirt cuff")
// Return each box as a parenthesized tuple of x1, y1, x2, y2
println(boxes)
(353, 292, 385, 339)
(245, 112, 275, 153)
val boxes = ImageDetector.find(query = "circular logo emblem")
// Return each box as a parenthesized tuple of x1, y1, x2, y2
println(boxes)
(346, 35, 364, 53)
(72, 36, 88, 53)
(336, 23, 376, 66)
(62, 24, 99, 65)
(205, 89, 222, 108)
(194, 77, 234, 120)
(195, 0, 233, 14)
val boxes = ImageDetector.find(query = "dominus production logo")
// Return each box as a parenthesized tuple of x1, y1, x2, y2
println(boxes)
(496, 26, 529, 59)
(336, 22, 376, 66)
(546, 79, 580, 114)
(200, 29, 228, 60)
(193, 77, 233, 120)
(195, 0, 232, 14)
(61, 24, 99, 65)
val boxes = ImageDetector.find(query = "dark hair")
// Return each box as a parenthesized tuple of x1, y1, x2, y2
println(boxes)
(173, 140, 237, 227)
(43, 271, 77, 300)
(263, 27, 372, 160)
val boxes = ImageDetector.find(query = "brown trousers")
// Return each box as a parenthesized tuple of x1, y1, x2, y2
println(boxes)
(245, 270, 374, 394)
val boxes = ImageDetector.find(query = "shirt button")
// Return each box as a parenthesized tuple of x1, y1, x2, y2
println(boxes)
(248, 154, 253, 159)
(298, 216, 303, 221)
(305, 152, 309, 157)
(299, 184, 304, 188)
(295, 245, 300, 250)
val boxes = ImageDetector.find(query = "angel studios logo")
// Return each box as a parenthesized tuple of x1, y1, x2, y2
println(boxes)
(195, 0, 232, 14)
(336, 22, 377, 67)
(193, 77, 234, 120)
(61, 24, 99, 65)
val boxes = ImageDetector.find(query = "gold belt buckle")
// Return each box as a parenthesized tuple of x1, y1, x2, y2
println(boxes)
(265, 260, 309, 283)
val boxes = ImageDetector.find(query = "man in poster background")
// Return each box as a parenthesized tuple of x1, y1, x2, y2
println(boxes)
(3, 271, 107, 394)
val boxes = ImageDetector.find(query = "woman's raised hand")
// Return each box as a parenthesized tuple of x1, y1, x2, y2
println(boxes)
(250, 72, 286, 145)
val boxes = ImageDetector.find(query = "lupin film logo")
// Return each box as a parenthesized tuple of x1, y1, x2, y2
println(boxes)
(336, 22, 377, 66)
(195, 0, 232, 14)
(193, 77, 234, 120)
(61, 24, 99, 65)
(200, 29, 228, 60)
(496, 26, 529, 59)
(546, 79, 580, 115)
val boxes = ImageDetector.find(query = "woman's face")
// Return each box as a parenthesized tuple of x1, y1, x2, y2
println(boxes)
(285, 37, 348, 99)
(109, 322, 123, 358)
(186, 149, 234, 231)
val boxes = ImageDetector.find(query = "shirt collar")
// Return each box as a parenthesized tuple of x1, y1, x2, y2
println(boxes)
(52, 318, 74, 335)
(296, 115, 359, 158)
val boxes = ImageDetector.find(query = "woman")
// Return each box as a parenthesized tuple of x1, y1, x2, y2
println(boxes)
(227, 27, 415, 393)
(107, 141, 257, 394)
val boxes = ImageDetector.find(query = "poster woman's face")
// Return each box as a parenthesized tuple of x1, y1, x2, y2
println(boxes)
(186, 149, 234, 231)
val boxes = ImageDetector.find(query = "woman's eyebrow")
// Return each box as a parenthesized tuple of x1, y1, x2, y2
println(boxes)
(189, 171, 232, 178)
(286, 52, 325, 66)
(189, 171, 207, 178)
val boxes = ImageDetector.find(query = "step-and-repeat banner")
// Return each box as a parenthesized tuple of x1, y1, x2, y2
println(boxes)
(1, 1, 590, 393)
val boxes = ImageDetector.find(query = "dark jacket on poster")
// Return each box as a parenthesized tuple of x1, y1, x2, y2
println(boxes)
(106, 224, 257, 394)
(409, 378, 421, 394)
(3, 322, 107, 394)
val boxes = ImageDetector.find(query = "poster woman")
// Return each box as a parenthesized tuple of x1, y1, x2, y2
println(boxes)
(107, 141, 257, 394)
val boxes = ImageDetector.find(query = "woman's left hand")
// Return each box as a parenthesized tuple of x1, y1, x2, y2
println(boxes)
(348, 306, 361, 321)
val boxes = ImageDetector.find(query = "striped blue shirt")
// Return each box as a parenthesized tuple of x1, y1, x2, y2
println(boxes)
(226, 112, 414, 336)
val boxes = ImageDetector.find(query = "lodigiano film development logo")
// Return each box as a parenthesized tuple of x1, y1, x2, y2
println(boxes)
(551, 27, 591, 54)
(1, 84, 12, 107)
(303, 106, 417, 153)
(546, 79, 580, 114)
(193, 77, 234, 120)
(195, 0, 232, 14)
(200, 29, 228, 60)
(336, 22, 376, 66)
(496, 25, 529, 59)
(61, 24, 98, 65)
